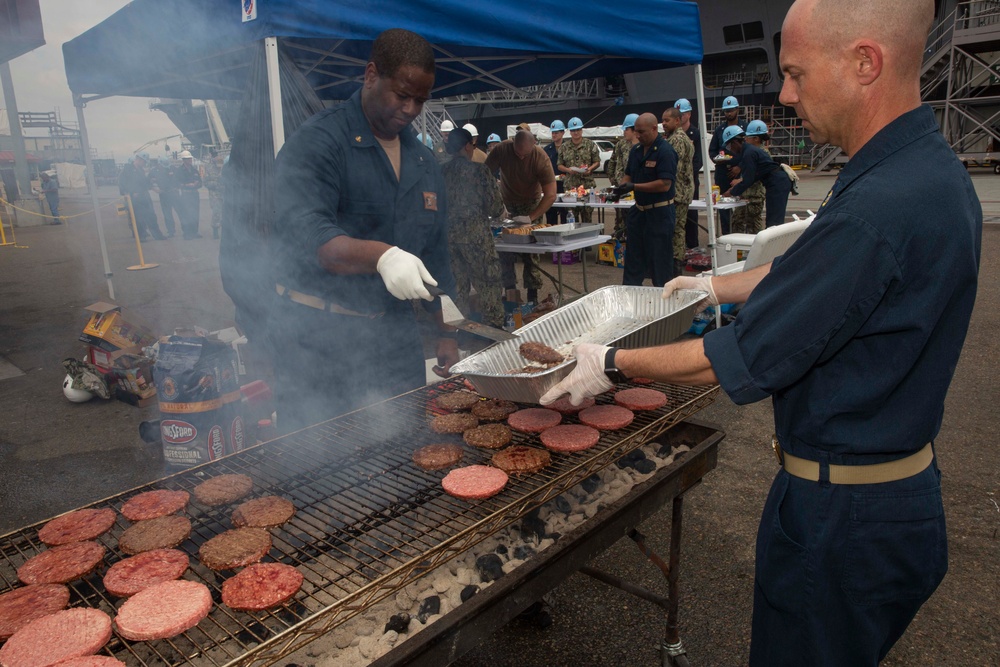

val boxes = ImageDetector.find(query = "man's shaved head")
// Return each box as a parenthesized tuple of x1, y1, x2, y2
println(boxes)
(634, 113, 660, 147)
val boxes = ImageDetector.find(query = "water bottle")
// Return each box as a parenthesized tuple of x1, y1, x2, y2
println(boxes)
(566, 209, 576, 225)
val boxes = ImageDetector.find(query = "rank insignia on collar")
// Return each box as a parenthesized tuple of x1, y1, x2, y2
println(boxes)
(355, 136, 362, 143)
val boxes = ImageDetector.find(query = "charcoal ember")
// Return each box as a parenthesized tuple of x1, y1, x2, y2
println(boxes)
(417, 596, 440, 624)
(513, 545, 535, 560)
(460, 585, 480, 602)
(476, 554, 505, 583)
(519, 514, 547, 543)
(495, 544, 508, 556)
(549, 532, 562, 542)
(582, 474, 601, 494)
(384, 612, 410, 634)
(553, 495, 572, 514)
(634, 459, 656, 474)
(657, 443, 675, 458)
(617, 450, 647, 470)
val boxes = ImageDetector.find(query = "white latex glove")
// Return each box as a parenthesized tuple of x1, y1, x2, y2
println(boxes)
(376, 246, 435, 301)
(511, 215, 533, 224)
(662, 275, 718, 313)
(539, 343, 614, 406)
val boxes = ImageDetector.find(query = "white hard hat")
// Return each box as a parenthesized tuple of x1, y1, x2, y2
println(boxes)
(462, 123, 479, 137)
(440, 120, 455, 132)
(179, 150, 193, 159)
(62, 374, 94, 403)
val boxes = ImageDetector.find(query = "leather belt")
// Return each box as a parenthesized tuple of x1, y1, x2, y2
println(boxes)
(635, 199, 674, 211)
(275, 284, 384, 318)
(772, 438, 933, 485)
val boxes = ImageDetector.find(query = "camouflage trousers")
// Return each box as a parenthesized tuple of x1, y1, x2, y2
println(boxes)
(673, 202, 690, 262)
(450, 242, 505, 328)
(731, 197, 765, 235)
(500, 199, 543, 292)
(613, 209, 627, 243)
(209, 191, 223, 231)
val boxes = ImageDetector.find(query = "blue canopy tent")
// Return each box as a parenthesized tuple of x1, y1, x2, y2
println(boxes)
(62, 0, 720, 307)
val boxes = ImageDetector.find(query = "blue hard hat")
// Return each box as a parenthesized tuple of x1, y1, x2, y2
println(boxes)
(416, 132, 433, 148)
(487, 133, 501, 144)
(722, 125, 746, 145)
(567, 117, 584, 130)
(622, 113, 639, 131)
(223, 155, 230, 165)
(674, 98, 692, 113)
(550, 120, 566, 132)
(746, 119, 768, 137)
(722, 96, 740, 110)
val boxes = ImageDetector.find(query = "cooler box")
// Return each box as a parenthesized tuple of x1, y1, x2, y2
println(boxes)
(715, 233, 756, 266)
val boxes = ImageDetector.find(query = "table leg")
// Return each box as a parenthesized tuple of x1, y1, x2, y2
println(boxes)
(557, 259, 564, 304)
(581, 245, 589, 293)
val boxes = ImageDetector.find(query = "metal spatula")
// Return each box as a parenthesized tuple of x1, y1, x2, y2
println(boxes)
(425, 285, 518, 342)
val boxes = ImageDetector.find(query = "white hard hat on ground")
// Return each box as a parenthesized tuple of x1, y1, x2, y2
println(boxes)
(62, 374, 94, 403)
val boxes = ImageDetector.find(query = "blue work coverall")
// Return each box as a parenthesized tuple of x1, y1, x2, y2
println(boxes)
(622, 135, 677, 287)
(730, 143, 792, 228)
(708, 120, 743, 234)
(704, 105, 981, 666)
(269, 91, 455, 433)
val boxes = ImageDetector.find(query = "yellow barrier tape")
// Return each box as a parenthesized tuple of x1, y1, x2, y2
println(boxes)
(0, 196, 124, 221)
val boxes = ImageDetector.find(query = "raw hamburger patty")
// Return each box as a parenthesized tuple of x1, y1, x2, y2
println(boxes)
(491, 446, 551, 475)
(192, 474, 254, 506)
(463, 423, 512, 449)
(545, 395, 596, 415)
(430, 412, 479, 434)
(199, 528, 271, 570)
(0, 608, 112, 667)
(231, 496, 296, 529)
(518, 341, 564, 365)
(471, 399, 519, 422)
(113, 579, 212, 642)
(579, 405, 635, 431)
(508, 408, 562, 433)
(51, 657, 127, 667)
(121, 490, 190, 521)
(0, 584, 71, 640)
(118, 515, 192, 556)
(434, 391, 481, 412)
(614, 387, 668, 411)
(412, 443, 464, 470)
(540, 424, 602, 452)
(38, 509, 117, 547)
(17, 541, 105, 585)
(441, 466, 509, 500)
(102, 549, 189, 597)
(221, 562, 304, 611)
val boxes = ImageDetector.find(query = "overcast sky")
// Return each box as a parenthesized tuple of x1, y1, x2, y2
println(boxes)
(1, 0, 179, 161)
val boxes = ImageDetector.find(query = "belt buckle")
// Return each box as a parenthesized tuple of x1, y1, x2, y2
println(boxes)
(771, 436, 784, 466)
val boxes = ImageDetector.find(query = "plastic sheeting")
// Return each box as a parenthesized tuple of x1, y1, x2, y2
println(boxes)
(53, 162, 87, 189)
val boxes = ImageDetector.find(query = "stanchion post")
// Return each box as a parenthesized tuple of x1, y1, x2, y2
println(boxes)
(124, 195, 158, 271)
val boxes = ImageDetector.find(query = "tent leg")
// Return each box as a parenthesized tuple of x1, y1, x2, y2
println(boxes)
(265, 36, 285, 157)
(693, 64, 721, 329)
(75, 97, 115, 301)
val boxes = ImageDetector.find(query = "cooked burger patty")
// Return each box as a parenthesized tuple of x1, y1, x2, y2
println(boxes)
(17, 541, 105, 585)
(540, 424, 602, 452)
(508, 408, 562, 433)
(614, 387, 668, 411)
(221, 562, 304, 611)
(38, 508, 117, 547)
(463, 423, 513, 449)
(545, 395, 596, 415)
(102, 549, 190, 598)
(121, 490, 190, 521)
(118, 515, 192, 556)
(113, 579, 212, 642)
(441, 465, 509, 500)
(578, 405, 635, 431)
(231, 496, 296, 529)
(434, 391, 481, 412)
(412, 443, 464, 471)
(192, 474, 254, 506)
(0, 608, 112, 667)
(0, 584, 71, 640)
(430, 412, 479, 434)
(491, 446, 551, 475)
(519, 341, 564, 365)
(198, 527, 271, 571)
(471, 399, 519, 422)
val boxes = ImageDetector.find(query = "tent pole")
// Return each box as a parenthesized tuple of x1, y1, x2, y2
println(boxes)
(264, 37, 285, 156)
(694, 64, 721, 329)
(74, 97, 115, 301)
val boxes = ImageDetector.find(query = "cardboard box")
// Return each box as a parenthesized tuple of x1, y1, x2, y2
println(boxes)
(598, 242, 616, 265)
(79, 302, 157, 353)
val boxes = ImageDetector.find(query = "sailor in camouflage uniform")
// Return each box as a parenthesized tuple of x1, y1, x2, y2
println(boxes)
(441, 128, 505, 328)
(662, 107, 695, 272)
(605, 114, 639, 242)
(730, 120, 770, 235)
(203, 149, 225, 239)
(557, 117, 600, 223)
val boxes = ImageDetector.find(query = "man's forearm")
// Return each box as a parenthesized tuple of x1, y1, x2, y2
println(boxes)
(712, 262, 771, 304)
(530, 192, 557, 220)
(634, 179, 672, 194)
(317, 235, 392, 275)
(616, 338, 717, 386)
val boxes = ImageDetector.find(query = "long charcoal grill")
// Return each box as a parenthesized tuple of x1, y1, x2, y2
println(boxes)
(0, 378, 718, 667)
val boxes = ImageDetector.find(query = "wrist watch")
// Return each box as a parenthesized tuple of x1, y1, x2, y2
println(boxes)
(603, 347, 628, 384)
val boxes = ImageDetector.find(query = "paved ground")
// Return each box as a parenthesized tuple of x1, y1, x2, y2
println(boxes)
(0, 172, 996, 666)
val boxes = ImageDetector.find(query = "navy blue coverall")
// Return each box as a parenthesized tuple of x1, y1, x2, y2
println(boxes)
(708, 120, 743, 234)
(269, 91, 456, 433)
(622, 135, 677, 287)
(730, 143, 792, 228)
(543, 141, 567, 226)
(704, 105, 981, 666)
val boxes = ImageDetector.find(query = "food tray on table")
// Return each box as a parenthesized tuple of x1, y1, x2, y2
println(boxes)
(451, 286, 707, 403)
(532, 223, 603, 245)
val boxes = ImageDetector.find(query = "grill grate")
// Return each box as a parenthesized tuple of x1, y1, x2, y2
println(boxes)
(0, 378, 718, 667)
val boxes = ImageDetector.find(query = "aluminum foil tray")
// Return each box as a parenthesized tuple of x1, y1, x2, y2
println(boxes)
(499, 232, 536, 244)
(533, 223, 602, 245)
(452, 286, 707, 403)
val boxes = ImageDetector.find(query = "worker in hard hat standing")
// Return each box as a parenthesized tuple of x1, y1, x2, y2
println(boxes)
(722, 125, 792, 229)
(119, 153, 166, 241)
(176, 150, 202, 239)
(730, 120, 771, 234)
(662, 107, 695, 276)
(675, 98, 702, 254)
(435, 120, 454, 163)
(486, 133, 501, 154)
(557, 117, 600, 223)
(708, 96, 744, 235)
(462, 124, 488, 163)
(543, 120, 568, 227)
(605, 113, 639, 242)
